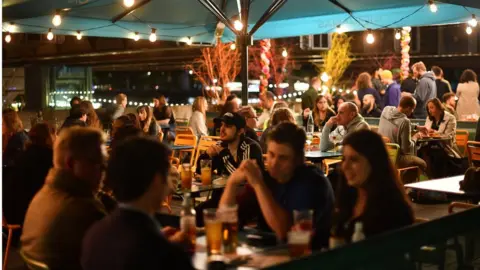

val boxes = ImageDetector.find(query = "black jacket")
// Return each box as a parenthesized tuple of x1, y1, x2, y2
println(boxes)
(361, 105, 382, 118)
(82, 208, 194, 270)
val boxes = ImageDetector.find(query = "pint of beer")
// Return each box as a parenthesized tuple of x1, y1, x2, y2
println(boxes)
(203, 209, 222, 255)
(218, 205, 238, 254)
(200, 159, 212, 186)
(181, 163, 192, 190)
(288, 231, 311, 258)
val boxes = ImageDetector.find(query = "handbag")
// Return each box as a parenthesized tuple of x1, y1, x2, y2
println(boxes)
(459, 167, 480, 193)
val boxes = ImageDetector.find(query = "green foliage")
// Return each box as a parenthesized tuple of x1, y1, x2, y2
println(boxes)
(315, 33, 352, 88)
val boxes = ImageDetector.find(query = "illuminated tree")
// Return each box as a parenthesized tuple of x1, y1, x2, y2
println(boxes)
(315, 33, 352, 88)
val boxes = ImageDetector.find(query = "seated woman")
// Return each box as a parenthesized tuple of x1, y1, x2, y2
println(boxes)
(310, 95, 336, 131)
(189, 96, 208, 138)
(259, 107, 296, 153)
(331, 129, 414, 243)
(2, 108, 29, 167)
(137, 105, 159, 137)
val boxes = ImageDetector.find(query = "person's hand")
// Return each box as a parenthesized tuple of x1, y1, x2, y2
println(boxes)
(326, 116, 338, 127)
(162, 226, 179, 238)
(227, 166, 247, 186)
(303, 108, 311, 118)
(412, 132, 423, 140)
(242, 160, 264, 189)
(167, 231, 188, 245)
(207, 144, 223, 157)
(416, 125, 428, 134)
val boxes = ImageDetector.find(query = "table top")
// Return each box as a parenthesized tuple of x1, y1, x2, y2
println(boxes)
(175, 177, 227, 195)
(305, 150, 343, 160)
(170, 145, 195, 151)
(404, 175, 465, 195)
(416, 136, 451, 143)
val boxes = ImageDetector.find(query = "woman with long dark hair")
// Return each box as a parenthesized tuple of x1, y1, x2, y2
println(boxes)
(80, 100, 102, 129)
(137, 105, 159, 137)
(356, 72, 382, 109)
(332, 129, 414, 242)
(311, 95, 336, 131)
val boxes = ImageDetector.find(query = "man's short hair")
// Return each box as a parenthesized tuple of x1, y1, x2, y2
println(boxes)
(54, 127, 106, 169)
(115, 93, 127, 104)
(70, 96, 81, 107)
(442, 92, 456, 103)
(106, 137, 171, 202)
(399, 96, 416, 109)
(341, 102, 359, 114)
(412, 61, 427, 72)
(69, 105, 87, 119)
(226, 94, 238, 102)
(431, 66, 443, 77)
(267, 122, 306, 161)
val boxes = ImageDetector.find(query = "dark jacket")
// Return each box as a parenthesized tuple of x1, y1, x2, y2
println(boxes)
(435, 79, 452, 101)
(413, 72, 437, 119)
(82, 208, 194, 270)
(245, 127, 259, 143)
(21, 169, 106, 270)
(301, 87, 318, 110)
(361, 105, 382, 118)
(401, 77, 417, 94)
(3, 130, 29, 167)
(60, 117, 87, 131)
(358, 88, 382, 108)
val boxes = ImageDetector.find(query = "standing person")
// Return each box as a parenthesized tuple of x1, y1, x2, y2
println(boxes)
(371, 67, 386, 95)
(443, 93, 459, 120)
(220, 122, 335, 249)
(378, 96, 427, 173)
(406, 62, 437, 119)
(112, 93, 128, 120)
(456, 69, 480, 118)
(80, 100, 102, 129)
(2, 108, 29, 167)
(137, 106, 159, 137)
(432, 66, 452, 100)
(257, 91, 275, 130)
(400, 72, 417, 94)
(70, 96, 82, 108)
(302, 77, 320, 111)
(381, 70, 401, 107)
(82, 137, 194, 270)
(332, 130, 414, 242)
(309, 95, 336, 132)
(189, 96, 208, 138)
(21, 127, 107, 270)
(60, 106, 87, 131)
(320, 102, 370, 152)
(238, 106, 260, 143)
(356, 72, 382, 109)
(360, 94, 382, 118)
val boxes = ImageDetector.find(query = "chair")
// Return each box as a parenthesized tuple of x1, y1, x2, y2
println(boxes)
(3, 216, 21, 270)
(192, 136, 221, 169)
(172, 134, 198, 165)
(322, 158, 342, 176)
(175, 126, 194, 136)
(162, 157, 182, 214)
(382, 136, 391, 143)
(385, 143, 420, 184)
(20, 250, 49, 270)
(466, 141, 480, 167)
(455, 130, 469, 157)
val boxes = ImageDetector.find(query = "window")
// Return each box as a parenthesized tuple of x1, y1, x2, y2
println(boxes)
(299, 34, 331, 50)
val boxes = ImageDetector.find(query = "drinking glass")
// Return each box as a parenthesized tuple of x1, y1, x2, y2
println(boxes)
(218, 205, 238, 254)
(203, 209, 222, 255)
(293, 210, 314, 232)
(287, 231, 311, 258)
(181, 163, 192, 190)
(200, 159, 212, 186)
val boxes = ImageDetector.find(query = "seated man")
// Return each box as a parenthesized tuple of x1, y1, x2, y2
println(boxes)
(21, 127, 107, 270)
(220, 123, 335, 249)
(320, 102, 370, 151)
(360, 94, 382, 118)
(378, 96, 427, 172)
(82, 137, 194, 270)
(443, 92, 458, 120)
(238, 106, 260, 143)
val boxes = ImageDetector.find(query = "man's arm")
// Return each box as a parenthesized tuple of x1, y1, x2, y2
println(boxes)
(320, 124, 334, 151)
(400, 121, 416, 155)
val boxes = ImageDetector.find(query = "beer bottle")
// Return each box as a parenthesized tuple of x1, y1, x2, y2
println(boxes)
(351, 222, 365, 242)
(180, 193, 196, 254)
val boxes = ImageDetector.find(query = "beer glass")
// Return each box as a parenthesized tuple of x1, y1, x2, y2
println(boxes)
(288, 231, 311, 258)
(203, 209, 222, 255)
(200, 159, 212, 186)
(218, 205, 238, 254)
(293, 210, 314, 232)
(181, 163, 192, 190)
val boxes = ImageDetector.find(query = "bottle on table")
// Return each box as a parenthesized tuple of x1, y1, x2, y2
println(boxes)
(180, 193, 196, 254)
(328, 225, 346, 249)
(351, 222, 365, 242)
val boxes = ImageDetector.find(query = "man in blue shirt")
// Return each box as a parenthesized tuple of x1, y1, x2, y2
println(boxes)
(381, 70, 401, 107)
(220, 122, 335, 249)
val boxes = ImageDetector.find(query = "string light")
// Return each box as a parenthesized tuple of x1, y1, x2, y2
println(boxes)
(366, 30, 375, 44)
(47, 28, 54, 40)
(234, 20, 244, 31)
(189, 70, 193, 75)
(468, 14, 478, 27)
(76, 31, 82, 40)
(52, 11, 62, 26)
(335, 25, 345, 34)
(7, 23, 15, 33)
(123, 0, 135, 7)
(321, 72, 329, 83)
(5, 32, 11, 43)
(185, 36, 192, 45)
(282, 48, 288, 57)
(133, 32, 140, 41)
(149, 28, 157, 42)
(428, 0, 438, 13)
(395, 29, 401, 40)
(466, 25, 473, 35)
(230, 43, 236, 50)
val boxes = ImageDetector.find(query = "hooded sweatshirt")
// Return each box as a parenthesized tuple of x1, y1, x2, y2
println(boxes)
(413, 72, 437, 119)
(378, 106, 415, 156)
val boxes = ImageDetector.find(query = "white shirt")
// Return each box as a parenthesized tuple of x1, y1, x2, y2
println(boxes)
(189, 111, 208, 137)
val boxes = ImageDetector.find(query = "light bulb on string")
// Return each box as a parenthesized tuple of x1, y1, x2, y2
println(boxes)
(395, 30, 401, 40)
(7, 23, 15, 33)
(123, 0, 135, 7)
(468, 14, 478, 27)
(466, 25, 473, 35)
(76, 31, 82, 40)
(282, 48, 288, 57)
(429, 0, 438, 13)
(133, 32, 140, 41)
(47, 28, 54, 40)
(366, 30, 375, 44)
(230, 43, 236, 50)
(335, 25, 345, 34)
(149, 28, 157, 42)
(5, 32, 11, 43)
(234, 20, 244, 31)
(185, 36, 193, 45)
(52, 12, 62, 26)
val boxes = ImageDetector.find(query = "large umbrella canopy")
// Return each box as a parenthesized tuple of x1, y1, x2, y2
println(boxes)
(3, 0, 480, 42)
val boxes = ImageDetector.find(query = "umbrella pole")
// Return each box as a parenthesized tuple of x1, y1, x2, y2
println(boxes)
(238, 34, 251, 106)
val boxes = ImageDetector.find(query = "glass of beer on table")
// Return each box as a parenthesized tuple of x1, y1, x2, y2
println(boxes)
(203, 209, 222, 255)
(293, 210, 314, 232)
(181, 163, 192, 190)
(288, 231, 311, 258)
(200, 159, 212, 186)
(218, 205, 238, 254)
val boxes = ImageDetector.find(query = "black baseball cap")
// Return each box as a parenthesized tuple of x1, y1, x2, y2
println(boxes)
(220, 112, 246, 129)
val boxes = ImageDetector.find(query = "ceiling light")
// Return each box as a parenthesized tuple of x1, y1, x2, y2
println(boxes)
(468, 14, 478, 27)
(282, 48, 288, 57)
(149, 28, 157, 42)
(395, 30, 401, 40)
(230, 43, 236, 50)
(366, 30, 375, 44)
(52, 12, 62, 26)
(335, 25, 345, 34)
(5, 32, 11, 43)
(466, 25, 473, 35)
(7, 23, 15, 33)
(185, 36, 192, 45)
(234, 20, 243, 31)
(429, 0, 438, 13)
(76, 31, 82, 40)
(123, 0, 135, 7)
(47, 28, 54, 40)
(133, 32, 140, 41)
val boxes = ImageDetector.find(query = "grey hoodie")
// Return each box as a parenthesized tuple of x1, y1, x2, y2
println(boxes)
(413, 72, 437, 119)
(378, 106, 415, 156)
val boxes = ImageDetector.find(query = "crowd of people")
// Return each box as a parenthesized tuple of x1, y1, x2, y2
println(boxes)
(2, 61, 480, 270)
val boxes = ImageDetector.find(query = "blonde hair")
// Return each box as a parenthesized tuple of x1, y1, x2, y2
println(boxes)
(356, 72, 373, 90)
(270, 108, 296, 127)
(115, 93, 127, 105)
(2, 109, 24, 151)
(412, 61, 427, 72)
(53, 127, 106, 169)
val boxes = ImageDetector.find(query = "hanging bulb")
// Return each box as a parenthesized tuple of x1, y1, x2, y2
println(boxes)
(321, 72, 329, 83)
(52, 12, 62, 26)
(395, 30, 401, 40)
(282, 48, 288, 57)
(230, 43, 236, 50)
(429, 0, 438, 13)
(123, 0, 135, 7)
(76, 31, 82, 40)
(335, 25, 345, 34)
(366, 31, 375, 44)
(47, 28, 54, 40)
(468, 14, 478, 27)
(7, 23, 15, 33)
(133, 32, 140, 41)
(234, 20, 244, 31)
(185, 36, 193, 45)
(5, 32, 11, 43)
(149, 28, 157, 42)
(466, 25, 473, 35)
